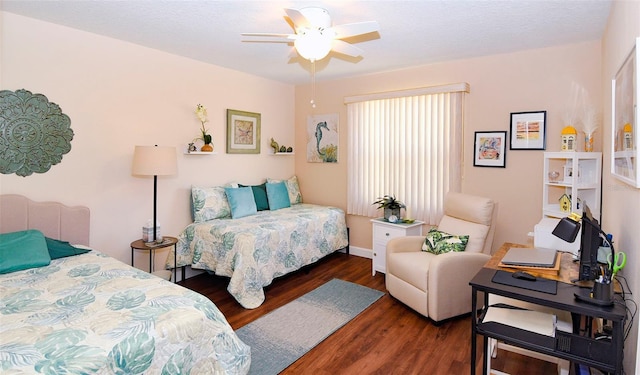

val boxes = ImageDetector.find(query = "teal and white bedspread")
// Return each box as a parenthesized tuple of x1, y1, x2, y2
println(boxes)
(170, 204, 348, 309)
(0, 250, 251, 374)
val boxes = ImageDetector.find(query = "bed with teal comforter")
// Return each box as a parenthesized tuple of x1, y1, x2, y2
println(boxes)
(171, 203, 349, 309)
(0, 250, 251, 374)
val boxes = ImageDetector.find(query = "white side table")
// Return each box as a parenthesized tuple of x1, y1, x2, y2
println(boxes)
(370, 218, 424, 275)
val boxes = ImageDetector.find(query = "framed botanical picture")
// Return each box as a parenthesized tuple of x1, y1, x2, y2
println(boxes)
(509, 111, 547, 150)
(226, 109, 261, 154)
(306, 113, 339, 163)
(611, 37, 639, 188)
(474, 131, 507, 168)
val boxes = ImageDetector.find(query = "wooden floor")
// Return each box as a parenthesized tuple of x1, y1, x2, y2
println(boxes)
(180, 252, 557, 374)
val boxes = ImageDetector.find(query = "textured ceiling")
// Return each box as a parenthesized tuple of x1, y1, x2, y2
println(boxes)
(2, 0, 612, 85)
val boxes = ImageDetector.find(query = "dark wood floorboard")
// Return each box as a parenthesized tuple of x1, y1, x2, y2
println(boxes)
(179, 252, 557, 374)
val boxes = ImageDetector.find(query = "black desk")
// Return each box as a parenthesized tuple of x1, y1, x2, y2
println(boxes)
(470, 267, 626, 375)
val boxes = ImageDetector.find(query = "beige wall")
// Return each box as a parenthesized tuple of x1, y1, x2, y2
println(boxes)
(296, 41, 603, 254)
(601, 1, 640, 372)
(0, 13, 295, 270)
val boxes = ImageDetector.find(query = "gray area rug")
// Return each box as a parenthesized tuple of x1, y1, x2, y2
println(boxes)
(236, 278, 384, 375)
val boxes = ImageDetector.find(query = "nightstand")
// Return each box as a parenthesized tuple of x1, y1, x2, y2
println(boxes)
(371, 218, 424, 275)
(131, 236, 178, 283)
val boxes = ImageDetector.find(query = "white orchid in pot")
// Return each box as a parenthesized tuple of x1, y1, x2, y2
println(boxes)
(195, 104, 213, 152)
(373, 195, 406, 222)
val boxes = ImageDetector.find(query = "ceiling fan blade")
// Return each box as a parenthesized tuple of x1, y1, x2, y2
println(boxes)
(285, 8, 310, 28)
(241, 33, 296, 39)
(331, 40, 364, 57)
(332, 21, 380, 39)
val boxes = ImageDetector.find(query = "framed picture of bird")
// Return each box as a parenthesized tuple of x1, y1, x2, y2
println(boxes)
(227, 109, 261, 154)
(307, 113, 339, 163)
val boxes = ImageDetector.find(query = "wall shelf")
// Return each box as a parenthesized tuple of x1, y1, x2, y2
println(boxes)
(184, 151, 218, 155)
(271, 152, 295, 156)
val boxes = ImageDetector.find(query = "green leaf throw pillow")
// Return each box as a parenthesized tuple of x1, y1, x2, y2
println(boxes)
(422, 227, 469, 254)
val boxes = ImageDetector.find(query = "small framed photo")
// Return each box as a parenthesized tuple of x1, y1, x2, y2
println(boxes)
(474, 131, 507, 168)
(226, 109, 261, 154)
(509, 111, 547, 150)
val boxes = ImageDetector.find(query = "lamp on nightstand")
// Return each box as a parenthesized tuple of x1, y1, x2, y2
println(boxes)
(132, 145, 177, 245)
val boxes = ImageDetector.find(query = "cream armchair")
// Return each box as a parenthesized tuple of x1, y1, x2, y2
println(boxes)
(385, 192, 497, 323)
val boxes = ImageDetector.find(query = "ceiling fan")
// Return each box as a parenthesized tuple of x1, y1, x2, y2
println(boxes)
(242, 7, 380, 62)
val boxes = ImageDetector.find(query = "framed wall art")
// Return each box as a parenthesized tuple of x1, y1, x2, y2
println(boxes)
(509, 111, 547, 150)
(306, 113, 339, 163)
(226, 109, 261, 154)
(611, 37, 639, 188)
(474, 131, 507, 168)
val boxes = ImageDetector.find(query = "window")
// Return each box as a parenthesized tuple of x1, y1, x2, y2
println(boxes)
(345, 83, 469, 224)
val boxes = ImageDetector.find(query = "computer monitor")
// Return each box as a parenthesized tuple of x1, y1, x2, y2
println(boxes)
(578, 204, 603, 281)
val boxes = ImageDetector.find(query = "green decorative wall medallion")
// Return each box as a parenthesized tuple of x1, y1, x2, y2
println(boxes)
(0, 89, 73, 177)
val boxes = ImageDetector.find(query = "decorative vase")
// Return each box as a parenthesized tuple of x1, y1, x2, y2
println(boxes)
(384, 207, 401, 221)
(584, 133, 594, 152)
(201, 143, 213, 152)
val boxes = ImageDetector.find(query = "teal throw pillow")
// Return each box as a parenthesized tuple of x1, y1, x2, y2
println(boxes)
(266, 181, 291, 210)
(45, 237, 91, 259)
(224, 186, 258, 219)
(422, 227, 469, 255)
(239, 183, 269, 211)
(0, 229, 51, 274)
(267, 176, 302, 204)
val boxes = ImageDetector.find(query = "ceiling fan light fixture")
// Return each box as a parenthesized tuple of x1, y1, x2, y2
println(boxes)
(293, 29, 333, 61)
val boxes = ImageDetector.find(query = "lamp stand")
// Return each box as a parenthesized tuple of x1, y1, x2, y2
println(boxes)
(153, 174, 158, 243)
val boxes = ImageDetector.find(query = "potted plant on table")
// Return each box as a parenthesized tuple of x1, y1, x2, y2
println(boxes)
(373, 195, 406, 222)
(195, 104, 213, 152)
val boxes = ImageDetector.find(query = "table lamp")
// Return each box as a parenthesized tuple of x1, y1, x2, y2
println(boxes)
(551, 212, 582, 242)
(552, 210, 616, 306)
(132, 145, 177, 244)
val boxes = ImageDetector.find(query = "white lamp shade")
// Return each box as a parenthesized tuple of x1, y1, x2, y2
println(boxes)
(132, 146, 177, 176)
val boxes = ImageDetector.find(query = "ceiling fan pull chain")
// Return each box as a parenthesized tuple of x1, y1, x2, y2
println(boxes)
(310, 59, 317, 108)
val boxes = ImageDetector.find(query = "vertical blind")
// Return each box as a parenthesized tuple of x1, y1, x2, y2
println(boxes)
(345, 83, 469, 225)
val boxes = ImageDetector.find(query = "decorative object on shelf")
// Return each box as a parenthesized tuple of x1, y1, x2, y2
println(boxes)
(269, 138, 294, 154)
(307, 113, 338, 163)
(373, 195, 406, 221)
(227, 109, 261, 154)
(509, 111, 546, 150)
(132, 145, 178, 245)
(187, 142, 198, 153)
(548, 171, 560, 182)
(623, 123, 633, 150)
(270, 138, 293, 154)
(559, 194, 571, 213)
(0, 89, 73, 177)
(195, 104, 213, 152)
(580, 108, 599, 152)
(473, 131, 506, 168)
(612, 36, 639, 188)
(560, 126, 577, 152)
(270, 138, 279, 153)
